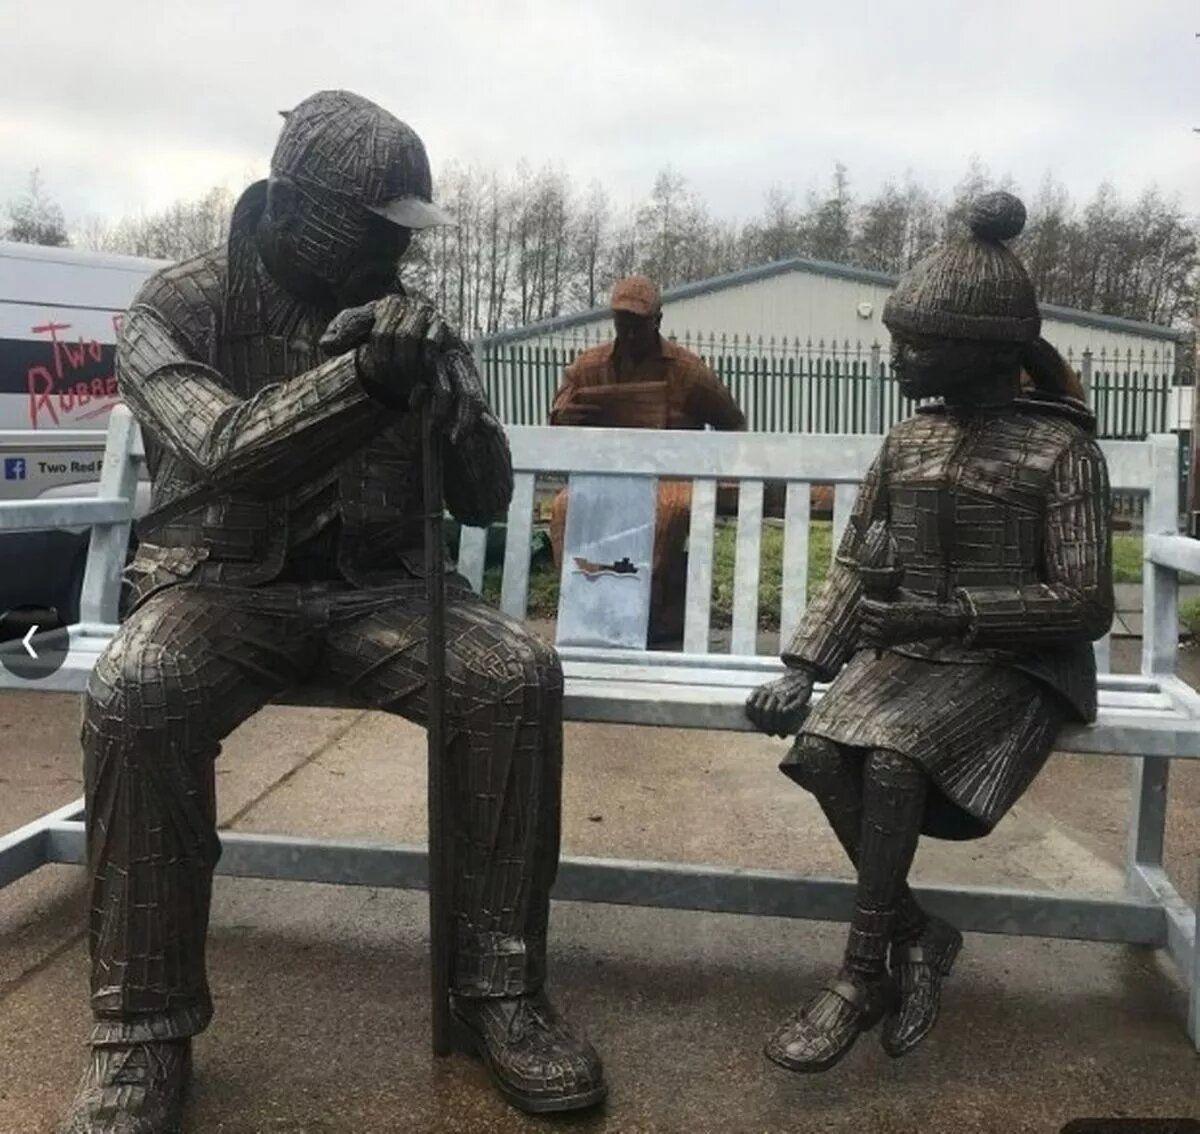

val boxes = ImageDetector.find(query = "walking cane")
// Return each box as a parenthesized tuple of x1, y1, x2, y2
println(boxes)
(319, 301, 455, 1055)
(421, 387, 452, 1057)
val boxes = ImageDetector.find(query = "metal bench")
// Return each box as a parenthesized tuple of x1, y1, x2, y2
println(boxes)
(2, 405, 1197, 1047)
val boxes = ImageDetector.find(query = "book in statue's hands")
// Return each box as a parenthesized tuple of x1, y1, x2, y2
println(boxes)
(573, 380, 670, 429)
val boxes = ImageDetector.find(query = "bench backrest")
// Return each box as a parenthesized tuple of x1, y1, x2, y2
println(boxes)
(0, 408, 1181, 674)
(462, 425, 1179, 669)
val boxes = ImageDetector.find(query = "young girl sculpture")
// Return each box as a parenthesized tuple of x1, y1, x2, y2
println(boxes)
(745, 191, 1114, 1071)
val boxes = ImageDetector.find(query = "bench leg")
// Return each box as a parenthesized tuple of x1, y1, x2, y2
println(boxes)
(0, 798, 84, 890)
(1124, 759, 1200, 1050)
(1126, 756, 1169, 888)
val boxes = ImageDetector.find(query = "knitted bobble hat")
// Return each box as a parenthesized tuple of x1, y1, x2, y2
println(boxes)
(882, 191, 1040, 343)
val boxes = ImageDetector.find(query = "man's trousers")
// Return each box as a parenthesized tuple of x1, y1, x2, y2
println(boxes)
(81, 579, 562, 1046)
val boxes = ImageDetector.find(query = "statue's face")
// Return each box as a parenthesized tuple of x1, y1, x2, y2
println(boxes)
(890, 331, 1017, 401)
(613, 310, 660, 360)
(263, 176, 412, 306)
(327, 207, 412, 307)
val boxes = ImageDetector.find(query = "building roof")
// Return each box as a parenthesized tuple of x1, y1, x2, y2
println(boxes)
(479, 254, 1190, 346)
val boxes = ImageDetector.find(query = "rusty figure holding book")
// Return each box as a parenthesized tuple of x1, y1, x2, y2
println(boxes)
(549, 275, 745, 643)
(746, 192, 1114, 1070)
(61, 91, 604, 1133)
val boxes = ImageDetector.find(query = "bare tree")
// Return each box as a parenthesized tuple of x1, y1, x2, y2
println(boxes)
(80, 186, 236, 261)
(742, 186, 804, 264)
(5, 169, 69, 247)
(637, 168, 712, 288)
(47, 155, 1195, 336)
(571, 181, 609, 310)
(806, 163, 853, 263)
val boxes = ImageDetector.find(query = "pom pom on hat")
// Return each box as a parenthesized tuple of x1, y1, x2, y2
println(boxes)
(968, 192, 1027, 243)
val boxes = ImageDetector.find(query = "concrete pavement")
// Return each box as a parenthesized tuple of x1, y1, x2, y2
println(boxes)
(0, 640, 1197, 1132)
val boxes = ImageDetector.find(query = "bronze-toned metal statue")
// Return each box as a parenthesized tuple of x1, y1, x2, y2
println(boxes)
(62, 91, 605, 1132)
(746, 192, 1114, 1071)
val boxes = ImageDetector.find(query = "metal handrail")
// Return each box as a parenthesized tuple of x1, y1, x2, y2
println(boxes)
(0, 430, 109, 453)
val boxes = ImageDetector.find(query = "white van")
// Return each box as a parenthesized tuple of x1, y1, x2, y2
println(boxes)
(0, 241, 167, 631)
(0, 239, 167, 500)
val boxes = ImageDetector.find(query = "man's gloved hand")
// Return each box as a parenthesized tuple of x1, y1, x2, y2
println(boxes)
(745, 668, 816, 738)
(322, 294, 432, 398)
(857, 588, 969, 650)
(321, 295, 487, 444)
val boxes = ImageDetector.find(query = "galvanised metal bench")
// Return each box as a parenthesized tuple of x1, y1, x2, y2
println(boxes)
(1, 405, 1197, 1047)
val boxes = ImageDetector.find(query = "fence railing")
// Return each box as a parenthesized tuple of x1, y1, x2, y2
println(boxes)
(475, 329, 1182, 441)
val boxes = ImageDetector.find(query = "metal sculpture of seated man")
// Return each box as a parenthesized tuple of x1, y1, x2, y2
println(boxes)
(745, 191, 1114, 1072)
(61, 91, 605, 1133)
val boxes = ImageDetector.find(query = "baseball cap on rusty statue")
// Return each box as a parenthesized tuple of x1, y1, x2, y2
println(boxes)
(610, 275, 662, 318)
(272, 90, 454, 229)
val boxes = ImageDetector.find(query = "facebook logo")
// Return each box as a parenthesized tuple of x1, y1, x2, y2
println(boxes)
(4, 458, 26, 481)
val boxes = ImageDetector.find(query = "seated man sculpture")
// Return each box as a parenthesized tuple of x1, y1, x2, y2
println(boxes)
(62, 90, 605, 1132)
(746, 191, 1114, 1071)
(548, 276, 745, 642)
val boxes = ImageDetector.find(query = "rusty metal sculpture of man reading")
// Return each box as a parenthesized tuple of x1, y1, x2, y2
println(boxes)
(61, 91, 605, 1133)
(746, 192, 1114, 1072)
(548, 275, 745, 643)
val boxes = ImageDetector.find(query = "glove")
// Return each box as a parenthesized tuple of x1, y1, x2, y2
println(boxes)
(321, 296, 486, 443)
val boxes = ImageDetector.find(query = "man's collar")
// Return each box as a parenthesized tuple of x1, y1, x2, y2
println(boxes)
(225, 180, 331, 338)
(224, 181, 270, 336)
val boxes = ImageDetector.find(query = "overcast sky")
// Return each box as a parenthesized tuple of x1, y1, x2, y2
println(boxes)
(1, 0, 1196, 228)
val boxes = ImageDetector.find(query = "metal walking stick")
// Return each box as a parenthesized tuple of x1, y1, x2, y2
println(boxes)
(421, 387, 452, 1057)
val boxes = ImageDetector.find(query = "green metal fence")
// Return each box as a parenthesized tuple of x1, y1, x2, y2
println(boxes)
(476, 329, 1181, 441)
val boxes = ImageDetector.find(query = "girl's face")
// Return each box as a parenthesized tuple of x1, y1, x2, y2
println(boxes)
(890, 331, 1015, 402)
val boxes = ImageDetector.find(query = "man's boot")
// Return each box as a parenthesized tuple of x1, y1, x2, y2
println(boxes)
(450, 990, 606, 1113)
(59, 1040, 191, 1133)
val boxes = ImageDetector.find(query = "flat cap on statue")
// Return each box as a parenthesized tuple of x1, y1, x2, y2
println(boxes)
(882, 190, 1040, 343)
(274, 89, 454, 229)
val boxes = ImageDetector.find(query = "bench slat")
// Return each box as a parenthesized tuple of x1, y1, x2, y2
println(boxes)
(557, 647, 1181, 696)
(780, 482, 811, 645)
(562, 660, 1182, 709)
(831, 483, 856, 557)
(731, 480, 764, 655)
(683, 478, 717, 654)
(561, 678, 1200, 756)
(0, 498, 131, 531)
(456, 525, 488, 593)
(499, 473, 536, 618)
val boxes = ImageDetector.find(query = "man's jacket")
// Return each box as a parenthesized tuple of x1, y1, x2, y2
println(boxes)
(116, 181, 512, 606)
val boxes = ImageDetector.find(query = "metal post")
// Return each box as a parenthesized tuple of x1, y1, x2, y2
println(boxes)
(1126, 433, 1180, 893)
(78, 406, 139, 625)
(1080, 349, 1093, 407)
(1188, 335, 1200, 537)
(868, 342, 883, 435)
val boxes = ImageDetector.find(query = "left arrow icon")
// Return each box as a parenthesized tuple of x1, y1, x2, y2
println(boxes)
(1, 607, 68, 680)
